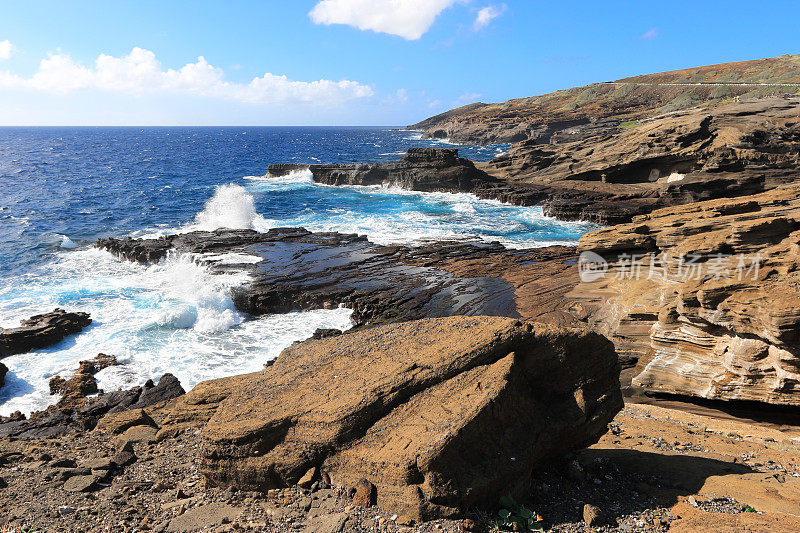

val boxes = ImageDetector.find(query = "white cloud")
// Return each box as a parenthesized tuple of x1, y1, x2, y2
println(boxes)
(0, 47, 374, 105)
(453, 92, 481, 106)
(473, 5, 505, 31)
(0, 40, 13, 60)
(640, 28, 659, 41)
(309, 0, 457, 40)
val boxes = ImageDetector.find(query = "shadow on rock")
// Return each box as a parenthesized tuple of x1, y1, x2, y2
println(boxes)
(525, 448, 754, 528)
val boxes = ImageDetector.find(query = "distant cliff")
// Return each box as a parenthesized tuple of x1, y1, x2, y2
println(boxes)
(408, 54, 800, 145)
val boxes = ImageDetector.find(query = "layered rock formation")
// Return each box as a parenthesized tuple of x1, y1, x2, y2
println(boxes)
(273, 98, 800, 226)
(0, 308, 92, 357)
(198, 316, 622, 519)
(482, 98, 800, 224)
(571, 183, 800, 405)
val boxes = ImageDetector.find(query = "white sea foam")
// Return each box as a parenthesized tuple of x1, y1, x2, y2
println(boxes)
(0, 248, 354, 416)
(192, 183, 269, 231)
(265, 168, 315, 185)
(202, 252, 264, 265)
(59, 235, 78, 249)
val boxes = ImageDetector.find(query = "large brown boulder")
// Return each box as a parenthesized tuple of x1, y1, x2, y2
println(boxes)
(571, 183, 800, 405)
(199, 316, 622, 519)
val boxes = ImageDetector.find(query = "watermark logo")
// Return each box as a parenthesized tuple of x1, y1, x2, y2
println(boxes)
(578, 251, 609, 282)
(578, 252, 761, 282)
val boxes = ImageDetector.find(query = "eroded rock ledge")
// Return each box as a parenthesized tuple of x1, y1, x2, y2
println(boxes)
(270, 99, 800, 226)
(571, 183, 800, 405)
(267, 147, 648, 225)
(96, 228, 582, 327)
(198, 316, 623, 520)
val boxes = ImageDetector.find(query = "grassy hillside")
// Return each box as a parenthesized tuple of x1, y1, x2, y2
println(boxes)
(409, 54, 800, 144)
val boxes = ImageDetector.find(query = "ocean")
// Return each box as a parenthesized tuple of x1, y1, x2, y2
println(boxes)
(0, 127, 597, 415)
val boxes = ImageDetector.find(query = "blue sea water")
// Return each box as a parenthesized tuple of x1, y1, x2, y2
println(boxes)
(0, 127, 596, 415)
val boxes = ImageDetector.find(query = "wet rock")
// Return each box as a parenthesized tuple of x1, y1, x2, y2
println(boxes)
(132, 373, 185, 409)
(311, 328, 343, 340)
(0, 362, 7, 389)
(0, 372, 183, 438)
(0, 308, 91, 357)
(49, 353, 119, 408)
(96, 228, 522, 327)
(199, 316, 622, 520)
(270, 147, 510, 198)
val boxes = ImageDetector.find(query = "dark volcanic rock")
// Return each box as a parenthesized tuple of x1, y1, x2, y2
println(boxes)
(0, 308, 91, 358)
(0, 362, 7, 389)
(0, 373, 185, 439)
(50, 353, 119, 408)
(311, 328, 343, 340)
(133, 373, 185, 409)
(270, 147, 501, 193)
(96, 227, 523, 326)
(268, 148, 553, 210)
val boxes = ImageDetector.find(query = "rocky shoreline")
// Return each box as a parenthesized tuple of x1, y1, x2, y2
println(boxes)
(3, 58, 800, 532)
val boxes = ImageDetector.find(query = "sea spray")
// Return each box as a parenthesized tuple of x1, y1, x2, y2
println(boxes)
(192, 183, 269, 231)
(59, 235, 79, 249)
(0, 247, 353, 416)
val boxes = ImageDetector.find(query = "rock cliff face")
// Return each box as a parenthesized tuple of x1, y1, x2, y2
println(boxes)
(0, 309, 92, 358)
(484, 98, 800, 224)
(273, 99, 800, 226)
(198, 316, 622, 520)
(268, 147, 556, 209)
(571, 184, 800, 405)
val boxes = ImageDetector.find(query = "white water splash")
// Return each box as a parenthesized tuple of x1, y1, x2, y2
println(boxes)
(59, 235, 78, 249)
(192, 183, 269, 231)
(0, 248, 353, 416)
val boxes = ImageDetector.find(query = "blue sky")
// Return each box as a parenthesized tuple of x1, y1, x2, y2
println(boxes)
(0, 1, 797, 126)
